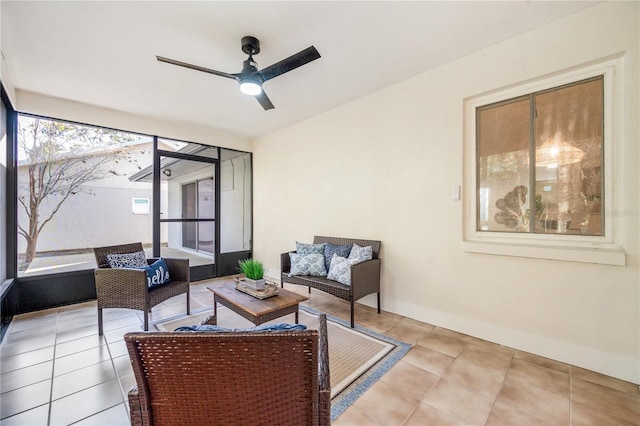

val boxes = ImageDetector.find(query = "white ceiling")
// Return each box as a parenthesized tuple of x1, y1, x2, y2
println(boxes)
(2, 1, 598, 140)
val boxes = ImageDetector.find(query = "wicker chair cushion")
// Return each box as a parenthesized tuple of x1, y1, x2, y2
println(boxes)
(106, 250, 147, 268)
(327, 254, 357, 286)
(323, 243, 353, 271)
(144, 258, 171, 288)
(174, 323, 308, 332)
(289, 253, 327, 277)
(348, 244, 374, 263)
(296, 241, 326, 255)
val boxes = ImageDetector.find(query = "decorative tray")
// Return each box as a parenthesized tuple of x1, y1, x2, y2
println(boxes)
(234, 278, 279, 299)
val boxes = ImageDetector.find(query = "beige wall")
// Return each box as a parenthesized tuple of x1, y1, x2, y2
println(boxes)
(15, 90, 252, 152)
(253, 2, 640, 383)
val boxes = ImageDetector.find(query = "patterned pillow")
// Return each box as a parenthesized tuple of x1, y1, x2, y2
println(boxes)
(145, 258, 171, 288)
(288, 253, 327, 277)
(323, 243, 352, 271)
(174, 323, 307, 332)
(296, 242, 326, 255)
(106, 251, 148, 269)
(327, 254, 357, 286)
(348, 244, 373, 264)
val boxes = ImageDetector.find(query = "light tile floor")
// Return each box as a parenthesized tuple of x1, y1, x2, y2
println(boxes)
(1, 277, 638, 425)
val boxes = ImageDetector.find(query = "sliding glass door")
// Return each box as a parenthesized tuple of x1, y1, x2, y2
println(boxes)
(180, 177, 214, 254)
(155, 142, 218, 280)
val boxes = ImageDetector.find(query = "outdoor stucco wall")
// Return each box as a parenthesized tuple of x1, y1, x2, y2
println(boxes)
(252, 2, 640, 383)
(15, 142, 165, 254)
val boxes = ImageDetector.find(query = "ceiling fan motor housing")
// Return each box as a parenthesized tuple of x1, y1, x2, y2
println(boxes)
(241, 36, 260, 55)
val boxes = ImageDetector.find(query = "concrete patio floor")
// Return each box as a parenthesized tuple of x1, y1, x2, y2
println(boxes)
(20, 247, 214, 276)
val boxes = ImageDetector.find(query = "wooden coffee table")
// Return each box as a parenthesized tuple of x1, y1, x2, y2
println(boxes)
(207, 281, 309, 326)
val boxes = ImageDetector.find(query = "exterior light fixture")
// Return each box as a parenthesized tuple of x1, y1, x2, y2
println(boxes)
(162, 169, 172, 177)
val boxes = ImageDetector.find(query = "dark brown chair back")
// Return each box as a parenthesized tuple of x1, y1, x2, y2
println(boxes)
(125, 328, 325, 425)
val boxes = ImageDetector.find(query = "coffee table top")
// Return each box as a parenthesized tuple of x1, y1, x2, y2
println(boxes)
(207, 281, 308, 317)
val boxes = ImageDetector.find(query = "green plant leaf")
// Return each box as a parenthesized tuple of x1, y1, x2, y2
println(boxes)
(237, 258, 265, 280)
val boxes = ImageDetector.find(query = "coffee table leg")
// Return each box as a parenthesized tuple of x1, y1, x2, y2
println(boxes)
(213, 296, 218, 326)
(295, 307, 299, 324)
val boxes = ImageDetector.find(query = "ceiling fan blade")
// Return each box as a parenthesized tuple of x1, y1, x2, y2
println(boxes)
(255, 90, 275, 110)
(156, 56, 238, 80)
(258, 46, 320, 82)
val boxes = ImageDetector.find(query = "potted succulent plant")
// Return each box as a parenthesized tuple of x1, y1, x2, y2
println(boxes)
(238, 258, 266, 290)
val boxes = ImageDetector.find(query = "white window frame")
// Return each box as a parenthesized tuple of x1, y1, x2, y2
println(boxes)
(463, 56, 626, 266)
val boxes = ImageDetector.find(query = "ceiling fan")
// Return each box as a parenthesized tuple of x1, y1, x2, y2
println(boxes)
(157, 36, 321, 110)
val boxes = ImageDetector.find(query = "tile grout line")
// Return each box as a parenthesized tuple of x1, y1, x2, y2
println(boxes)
(482, 348, 515, 426)
(569, 365, 573, 426)
(47, 306, 61, 426)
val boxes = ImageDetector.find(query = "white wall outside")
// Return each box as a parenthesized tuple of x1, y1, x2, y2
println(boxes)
(16, 142, 166, 253)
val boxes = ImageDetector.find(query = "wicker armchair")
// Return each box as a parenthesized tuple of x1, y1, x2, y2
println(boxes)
(282, 236, 381, 328)
(93, 243, 190, 335)
(125, 314, 331, 426)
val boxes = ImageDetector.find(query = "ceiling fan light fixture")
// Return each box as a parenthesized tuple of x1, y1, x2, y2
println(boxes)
(239, 79, 262, 96)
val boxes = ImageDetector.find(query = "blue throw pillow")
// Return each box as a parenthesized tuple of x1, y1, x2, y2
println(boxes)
(174, 323, 307, 332)
(323, 243, 352, 271)
(296, 241, 326, 255)
(144, 258, 171, 288)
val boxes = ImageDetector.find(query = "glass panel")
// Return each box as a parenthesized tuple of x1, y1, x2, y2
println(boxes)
(16, 115, 153, 276)
(534, 78, 603, 235)
(160, 223, 214, 267)
(220, 149, 252, 253)
(182, 182, 197, 249)
(159, 157, 214, 220)
(477, 98, 531, 232)
(197, 177, 214, 254)
(159, 155, 215, 264)
(158, 138, 219, 159)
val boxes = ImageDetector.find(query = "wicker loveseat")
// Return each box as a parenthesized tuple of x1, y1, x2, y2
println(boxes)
(125, 314, 330, 426)
(281, 236, 381, 328)
(93, 243, 190, 335)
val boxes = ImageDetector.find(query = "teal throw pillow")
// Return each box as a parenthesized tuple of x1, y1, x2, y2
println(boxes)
(288, 253, 327, 277)
(144, 258, 171, 288)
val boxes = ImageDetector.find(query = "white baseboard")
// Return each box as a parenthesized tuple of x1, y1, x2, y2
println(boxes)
(392, 299, 640, 385)
(267, 270, 639, 384)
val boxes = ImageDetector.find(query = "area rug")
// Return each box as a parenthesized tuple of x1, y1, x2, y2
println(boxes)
(153, 305, 411, 420)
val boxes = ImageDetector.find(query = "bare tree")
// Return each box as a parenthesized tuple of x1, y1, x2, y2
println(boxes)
(17, 116, 141, 264)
